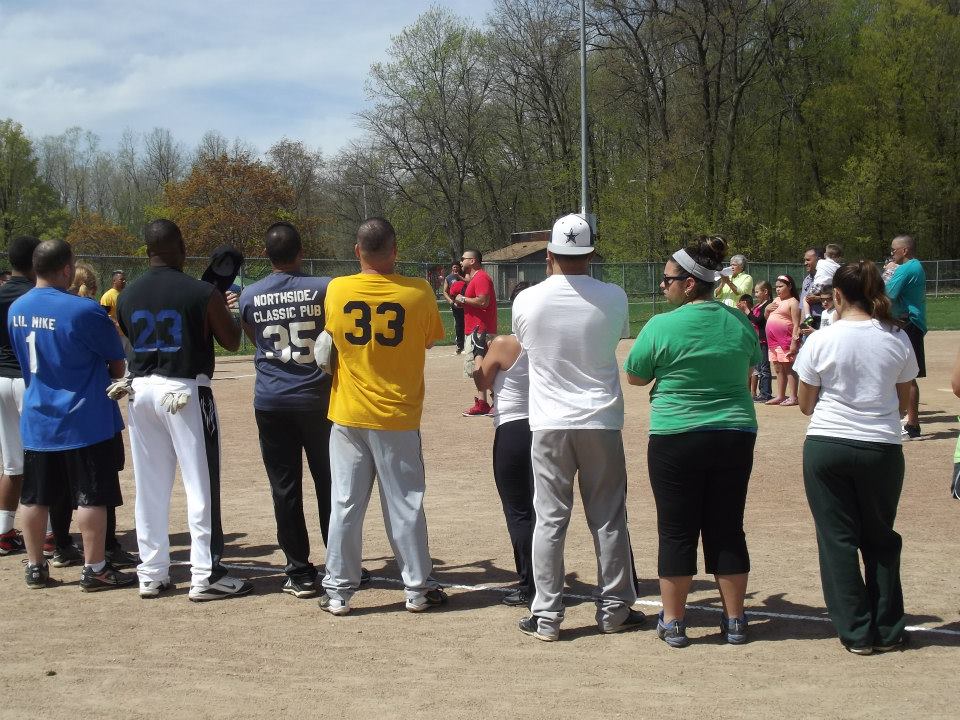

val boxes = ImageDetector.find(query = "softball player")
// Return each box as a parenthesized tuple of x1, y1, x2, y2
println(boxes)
(117, 219, 251, 601)
(319, 217, 447, 615)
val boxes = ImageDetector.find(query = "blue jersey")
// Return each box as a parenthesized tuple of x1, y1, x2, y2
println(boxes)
(239, 271, 331, 411)
(8, 287, 125, 451)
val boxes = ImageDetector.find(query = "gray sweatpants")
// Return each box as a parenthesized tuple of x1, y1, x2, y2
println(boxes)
(322, 424, 438, 604)
(530, 429, 636, 634)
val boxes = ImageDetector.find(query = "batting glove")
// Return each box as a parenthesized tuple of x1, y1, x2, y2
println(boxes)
(160, 391, 191, 415)
(106, 378, 135, 400)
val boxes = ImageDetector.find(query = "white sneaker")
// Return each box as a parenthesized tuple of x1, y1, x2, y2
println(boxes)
(139, 579, 173, 599)
(188, 575, 254, 602)
(318, 594, 350, 615)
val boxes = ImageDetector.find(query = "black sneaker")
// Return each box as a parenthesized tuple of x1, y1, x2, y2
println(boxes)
(405, 588, 448, 612)
(873, 633, 909, 653)
(24, 561, 51, 589)
(283, 576, 318, 599)
(80, 562, 136, 592)
(359, 567, 372, 587)
(502, 587, 531, 607)
(105, 547, 139, 569)
(902, 424, 921, 440)
(601, 609, 646, 634)
(51, 543, 84, 568)
(518, 615, 559, 642)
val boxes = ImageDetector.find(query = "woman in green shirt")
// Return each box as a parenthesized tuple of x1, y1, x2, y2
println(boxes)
(625, 236, 760, 648)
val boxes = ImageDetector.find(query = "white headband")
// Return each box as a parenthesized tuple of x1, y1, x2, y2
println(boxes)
(672, 249, 720, 282)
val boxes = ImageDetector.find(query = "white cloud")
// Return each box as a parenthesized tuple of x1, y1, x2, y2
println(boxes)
(0, 0, 492, 153)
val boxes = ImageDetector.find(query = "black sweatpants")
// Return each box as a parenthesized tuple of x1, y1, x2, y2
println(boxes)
(492, 419, 535, 591)
(648, 430, 755, 577)
(452, 306, 465, 352)
(255, 406, 332, 581)
(803, 436, 905, 648)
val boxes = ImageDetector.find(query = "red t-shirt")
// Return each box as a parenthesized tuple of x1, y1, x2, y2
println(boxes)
(463, 269, 497, 334)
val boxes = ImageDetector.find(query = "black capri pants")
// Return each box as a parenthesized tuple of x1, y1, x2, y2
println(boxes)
(492, 418, 535, 591)
(648, 430, 755, 577)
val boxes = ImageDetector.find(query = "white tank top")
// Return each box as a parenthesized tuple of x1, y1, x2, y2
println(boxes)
(491, 345, 529, 428)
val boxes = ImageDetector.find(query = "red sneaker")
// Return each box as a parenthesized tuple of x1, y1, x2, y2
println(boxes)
(463, 397, 492, 417)
(0, 529, 25, 555)
(42, 532, 55, 558)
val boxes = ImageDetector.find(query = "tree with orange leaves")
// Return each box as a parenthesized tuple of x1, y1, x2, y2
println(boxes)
(65, 211, 139, 256)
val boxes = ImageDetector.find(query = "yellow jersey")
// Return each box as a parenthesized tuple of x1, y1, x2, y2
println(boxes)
(100, 287, 120, 320)
(325, 273, 444, 431)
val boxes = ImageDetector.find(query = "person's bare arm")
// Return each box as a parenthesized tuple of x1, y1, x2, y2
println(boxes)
(207, 292, 241, 351)
(474, 335, 519, 392)
(952, 349, 960, 399)
(626, 374, 652, 387)
(107, 359, 126, 380)
(787, 300, 802, 359)
(457, 291, 490, 309)
(441, 279, 455, 304)
(896, 381, 912, 416)
(241, 320, 256, 344)
(798, 380, 819, 415)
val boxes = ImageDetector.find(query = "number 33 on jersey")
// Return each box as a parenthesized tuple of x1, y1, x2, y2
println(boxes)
(324, 273, 444, 431)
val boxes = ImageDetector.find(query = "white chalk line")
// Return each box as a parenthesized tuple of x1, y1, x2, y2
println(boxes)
(182, 561, 960, 638)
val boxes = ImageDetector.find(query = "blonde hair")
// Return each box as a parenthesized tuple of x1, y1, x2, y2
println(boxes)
(70, 261, 99, 299)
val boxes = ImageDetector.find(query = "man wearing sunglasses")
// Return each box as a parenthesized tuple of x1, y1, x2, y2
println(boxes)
(456, 250, 498, 416)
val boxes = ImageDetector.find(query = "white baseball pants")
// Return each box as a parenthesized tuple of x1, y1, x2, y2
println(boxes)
(128, 375, 222, 587)
(0, 377, 25, 475)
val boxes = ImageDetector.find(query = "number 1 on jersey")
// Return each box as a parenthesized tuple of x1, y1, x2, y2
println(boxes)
(25, 330, 37, 373)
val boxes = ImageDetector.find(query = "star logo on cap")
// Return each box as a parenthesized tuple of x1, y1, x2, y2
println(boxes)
(564, 227, 579, 244)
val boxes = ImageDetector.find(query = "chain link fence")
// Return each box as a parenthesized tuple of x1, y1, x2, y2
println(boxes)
(68, 256, 960, 302)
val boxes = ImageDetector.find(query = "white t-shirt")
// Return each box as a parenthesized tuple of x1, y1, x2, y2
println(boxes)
(512, 274, 629, 431)
(491, 345, 528, 428)
(812, 257, 840, 291)
(820, 307, 836, 328)
(793, 319, 918, 444)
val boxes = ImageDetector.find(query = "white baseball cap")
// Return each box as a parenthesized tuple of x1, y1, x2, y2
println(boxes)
(548, 213, 595, 256)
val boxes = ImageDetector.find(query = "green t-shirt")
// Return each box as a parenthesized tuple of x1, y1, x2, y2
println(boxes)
(624, 301, 761, 434)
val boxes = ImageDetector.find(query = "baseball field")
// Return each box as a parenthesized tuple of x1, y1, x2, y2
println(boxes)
(1, 333, 957, 720)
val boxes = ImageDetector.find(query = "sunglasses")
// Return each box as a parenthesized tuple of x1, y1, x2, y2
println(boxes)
(662, 275, 685, 286)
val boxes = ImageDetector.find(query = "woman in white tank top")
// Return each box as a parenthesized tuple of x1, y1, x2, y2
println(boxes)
(474, 334, 534, 607)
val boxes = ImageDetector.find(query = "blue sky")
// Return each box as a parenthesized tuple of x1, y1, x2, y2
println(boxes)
(0, 0, 494, 155)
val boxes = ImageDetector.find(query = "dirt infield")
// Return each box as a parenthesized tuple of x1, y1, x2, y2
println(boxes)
(2, 333, 958, 720)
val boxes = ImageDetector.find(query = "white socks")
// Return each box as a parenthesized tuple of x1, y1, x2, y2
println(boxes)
(0, 509, 15, 535)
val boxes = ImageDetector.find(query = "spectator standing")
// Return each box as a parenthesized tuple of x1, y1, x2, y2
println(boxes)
(715, 253, 754, 307)
(764, 274, 801, 406)
(795, 260, 916, 655)
(750, 280, 773, 402)
(512, 213, 643, 642)
(239, 222, 342, 599)
(441, 262, 466, 354)
(9, 240, 135, 591)
(800, 247, 824, 321)
(457, 250, 497, 416)
(99, 270, 126, 322)
(884, 235, 926, 439)
(625, 235, 759, 648)
(0, 236, 40, 556)
(319, 218, 447, 615)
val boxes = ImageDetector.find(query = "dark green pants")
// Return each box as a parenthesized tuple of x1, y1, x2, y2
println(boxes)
(802, 436, 905, 648)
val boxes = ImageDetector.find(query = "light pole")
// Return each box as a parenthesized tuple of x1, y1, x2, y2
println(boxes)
(579, 0, 590, 220)
(345, 183, 368, 219)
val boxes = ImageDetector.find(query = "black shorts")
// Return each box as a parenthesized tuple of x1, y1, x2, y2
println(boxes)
(903, 321, 926, 378)
(21, 436, 124, 508)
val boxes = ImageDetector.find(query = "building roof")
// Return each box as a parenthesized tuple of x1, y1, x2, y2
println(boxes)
(483, 240, 547, 262)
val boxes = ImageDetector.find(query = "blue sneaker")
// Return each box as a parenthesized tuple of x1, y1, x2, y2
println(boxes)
(720, 614, 748, 644)
(656, 611, 690, 648)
